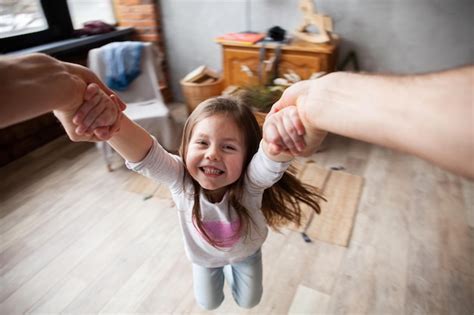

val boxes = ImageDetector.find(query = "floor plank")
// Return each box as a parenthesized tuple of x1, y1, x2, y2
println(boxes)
(288, 285, 330, 314)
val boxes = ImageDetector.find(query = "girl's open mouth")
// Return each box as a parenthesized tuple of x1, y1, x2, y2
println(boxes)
(200, 166, 224, 176)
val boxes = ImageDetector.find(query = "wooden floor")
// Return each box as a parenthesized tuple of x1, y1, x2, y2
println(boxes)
(0, 134, 472, 315)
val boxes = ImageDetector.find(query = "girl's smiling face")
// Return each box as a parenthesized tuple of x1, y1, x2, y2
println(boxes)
(185, 114, 246, 196)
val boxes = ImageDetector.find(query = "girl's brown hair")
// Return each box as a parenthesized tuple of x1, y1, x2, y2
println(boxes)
(179, 96, 323, 248)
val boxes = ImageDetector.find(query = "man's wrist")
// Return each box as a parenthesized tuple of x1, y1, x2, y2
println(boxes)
(53, 108, 74, 121)
(300, 71, 344, 132)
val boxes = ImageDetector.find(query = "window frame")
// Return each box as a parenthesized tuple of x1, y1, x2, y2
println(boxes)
(0, 0, 75, 54)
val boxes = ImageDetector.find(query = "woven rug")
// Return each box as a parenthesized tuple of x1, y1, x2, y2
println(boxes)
(125, 173, 172, 200)
(290, 160, 364, 247)
(125, 160, 364, 247)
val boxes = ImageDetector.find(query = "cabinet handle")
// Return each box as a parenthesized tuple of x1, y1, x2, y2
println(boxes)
(240, 64, 254, 77)
(263, 56, 276, 72)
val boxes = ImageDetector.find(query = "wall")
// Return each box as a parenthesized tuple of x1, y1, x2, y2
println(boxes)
(160, 0, 473, 101)
(115, 0, 172, 101)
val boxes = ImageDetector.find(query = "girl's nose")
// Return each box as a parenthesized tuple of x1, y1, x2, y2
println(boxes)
(205, 145, 220, 160)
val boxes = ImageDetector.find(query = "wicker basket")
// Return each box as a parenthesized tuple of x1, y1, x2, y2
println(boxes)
(180, 77, 224, 113)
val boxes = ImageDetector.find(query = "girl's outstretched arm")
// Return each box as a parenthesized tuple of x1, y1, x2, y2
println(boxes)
(107, 114, 154, 163)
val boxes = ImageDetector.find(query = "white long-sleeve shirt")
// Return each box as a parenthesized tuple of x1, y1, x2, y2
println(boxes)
(126, 138, 290, 267)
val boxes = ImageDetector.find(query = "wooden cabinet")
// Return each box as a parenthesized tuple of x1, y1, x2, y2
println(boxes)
(219, 39, 338, 87)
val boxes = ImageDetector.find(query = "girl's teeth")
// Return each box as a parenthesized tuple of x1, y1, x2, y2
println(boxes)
(203, 167, 222, 175)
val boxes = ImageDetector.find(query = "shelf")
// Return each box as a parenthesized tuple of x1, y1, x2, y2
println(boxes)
(6, 27, 135, 57)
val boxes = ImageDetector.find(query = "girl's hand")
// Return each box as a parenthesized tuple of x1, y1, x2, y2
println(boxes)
(72, 83, 123, 141)
(263, 106, 306, 156)
(268, 80, 328, 156)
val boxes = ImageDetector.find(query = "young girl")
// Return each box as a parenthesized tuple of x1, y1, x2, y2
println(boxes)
(75, 84, 323, 310)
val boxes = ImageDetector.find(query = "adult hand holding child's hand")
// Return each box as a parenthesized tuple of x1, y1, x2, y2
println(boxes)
(49, 59, 126, 142)
(267, 80, 328, 156)
(55, 83, 124, 142)
(263, 106, 306, 157)
(72, 83, 123, 141)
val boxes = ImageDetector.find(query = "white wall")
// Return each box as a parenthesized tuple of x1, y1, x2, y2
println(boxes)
(160, 0, 473, 101)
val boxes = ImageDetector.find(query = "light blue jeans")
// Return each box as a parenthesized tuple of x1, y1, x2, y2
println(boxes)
(192, 249, 263, 310)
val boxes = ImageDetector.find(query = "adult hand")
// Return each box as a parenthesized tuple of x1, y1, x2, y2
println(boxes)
(269, 80, 311, 115)
(75, 83, 123, 139)
(268, 80, 327, 156)
(263, 106, 306, 156)
(54, 83, 123, 142)
(53, 60, 126, 141)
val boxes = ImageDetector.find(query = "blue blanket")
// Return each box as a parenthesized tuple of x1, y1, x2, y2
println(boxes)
(103, 41, 144, 91)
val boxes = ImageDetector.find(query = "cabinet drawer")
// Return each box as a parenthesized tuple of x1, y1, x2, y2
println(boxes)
(279, 52, 328, 80)
(223, 48, 261, 86)
(223, 47, 332, 86)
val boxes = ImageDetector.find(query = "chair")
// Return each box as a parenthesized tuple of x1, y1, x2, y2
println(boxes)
(88, 42, 181, 171)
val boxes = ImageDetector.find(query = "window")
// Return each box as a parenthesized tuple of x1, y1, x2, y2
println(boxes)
(0, 0, 74, 53)
(0, 0, 117, 53)
(0, 0, 48, 39)
(67, 0, 116, 30)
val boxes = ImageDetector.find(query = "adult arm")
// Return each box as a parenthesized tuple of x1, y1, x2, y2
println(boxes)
(0, 54, 125, 140)
(270, 66, 474, 178)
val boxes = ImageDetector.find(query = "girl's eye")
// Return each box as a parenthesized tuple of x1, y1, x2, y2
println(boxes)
(223, 145, 236, 151)
(196, 140, 207, 145)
